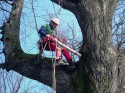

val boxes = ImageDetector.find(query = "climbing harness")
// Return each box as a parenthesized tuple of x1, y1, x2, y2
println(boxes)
(37, 38, 49, 58)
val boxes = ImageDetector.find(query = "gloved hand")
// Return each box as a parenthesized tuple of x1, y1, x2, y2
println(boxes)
(46, 34, 54, 41)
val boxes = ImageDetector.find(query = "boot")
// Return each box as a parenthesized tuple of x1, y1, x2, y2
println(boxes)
(56, 58, 69, 65)
(68, 61, 76, 70)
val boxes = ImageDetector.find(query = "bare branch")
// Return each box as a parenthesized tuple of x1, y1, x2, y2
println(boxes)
(0, 7, 12, 14)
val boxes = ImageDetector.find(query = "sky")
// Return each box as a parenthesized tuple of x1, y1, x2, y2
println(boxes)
(20, 0, 82, 61)
(0, 0, 82, 93)
(112, 1, 125, 47)
(20, 0, 81, 52)
(0, 0, 124, 93)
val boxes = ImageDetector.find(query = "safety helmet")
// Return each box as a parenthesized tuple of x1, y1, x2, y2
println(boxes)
(51, 18, 59, 25)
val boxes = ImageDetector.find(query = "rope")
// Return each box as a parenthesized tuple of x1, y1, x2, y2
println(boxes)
(53, 30, 58, 93)
(38, 37, 56, 93)
(51, 0, 64, 18)
(47, 37, 56, 93)
(31, 0, 38, 32)
(31, 0, 41, 61)
(53, 55, 56, 93)
(51, 1, 64, 92)
(52, 1, 58, 18)
(57, 0, 64, 16)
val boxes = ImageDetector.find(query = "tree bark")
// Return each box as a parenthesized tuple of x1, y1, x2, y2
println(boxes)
(2, 0, 24, 62)
(73, 1, 124, 93)
(1, 0, 125, 93)
(52, 0, 125, 93)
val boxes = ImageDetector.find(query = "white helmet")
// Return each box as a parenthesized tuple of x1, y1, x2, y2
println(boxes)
(51, 18, 59, 25)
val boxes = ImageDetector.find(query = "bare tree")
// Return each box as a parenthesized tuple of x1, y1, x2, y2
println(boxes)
(0, 69, 50, 93)
(0, 0, 125, 93)
(112, 1, 125, 51)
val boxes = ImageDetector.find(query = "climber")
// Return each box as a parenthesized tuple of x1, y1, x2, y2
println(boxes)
(38, 17, 75, 69)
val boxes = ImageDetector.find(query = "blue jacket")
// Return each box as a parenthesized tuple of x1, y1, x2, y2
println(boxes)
(38, 24, 56, 38)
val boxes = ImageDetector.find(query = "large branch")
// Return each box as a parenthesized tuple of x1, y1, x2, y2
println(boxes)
(51, 0, 78, 13)
(2, 0, 24, 62)
(0, 56, 76, 93)
(50, 0, 118, 26)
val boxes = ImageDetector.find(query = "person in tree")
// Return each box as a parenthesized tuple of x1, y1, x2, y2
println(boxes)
(38, 17, 75, 68)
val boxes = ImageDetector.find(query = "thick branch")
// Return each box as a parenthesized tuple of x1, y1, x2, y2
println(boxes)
(3, 0, 24, 61)
(0, 56, 75, 93)
(51, 0, 78, 13)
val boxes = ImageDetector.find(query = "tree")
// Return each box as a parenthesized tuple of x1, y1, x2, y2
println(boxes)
(112, 1, 125, 51)
(0, 0, 125, 93)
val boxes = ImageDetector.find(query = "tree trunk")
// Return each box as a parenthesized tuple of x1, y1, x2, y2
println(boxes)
(1, 0, 125, 93)
(51, 0, 125, 93)
(2, 0, 24, 62)
(70, 1, 125, 93)
(71, 0, 122, 93)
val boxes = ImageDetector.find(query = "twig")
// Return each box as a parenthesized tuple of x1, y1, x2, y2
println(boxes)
(0, 7, 14, 15)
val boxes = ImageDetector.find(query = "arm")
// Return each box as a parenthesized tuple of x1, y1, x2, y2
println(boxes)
(38, 26, 47, 38)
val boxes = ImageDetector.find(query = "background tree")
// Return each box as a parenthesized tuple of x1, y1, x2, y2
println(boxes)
(112, 0, 125, 51)
(0, 0, 125, 93)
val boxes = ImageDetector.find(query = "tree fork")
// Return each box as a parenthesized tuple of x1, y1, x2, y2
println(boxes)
(1, 0, 125, 93)
(51, 0, 125, 93)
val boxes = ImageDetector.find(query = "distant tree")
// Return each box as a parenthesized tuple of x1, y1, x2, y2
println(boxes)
(112, 1, 125, 51)
(0, 70, 23, 93)
(0, 0, 125, 93)
(0, 69, 49, 93)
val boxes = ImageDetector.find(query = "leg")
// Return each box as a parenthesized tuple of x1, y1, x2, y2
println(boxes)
(56, 46, 62, 59)
(42, 40, 62, 59)
(62, 48, 76, 68)
(61, 47, 72, 61)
